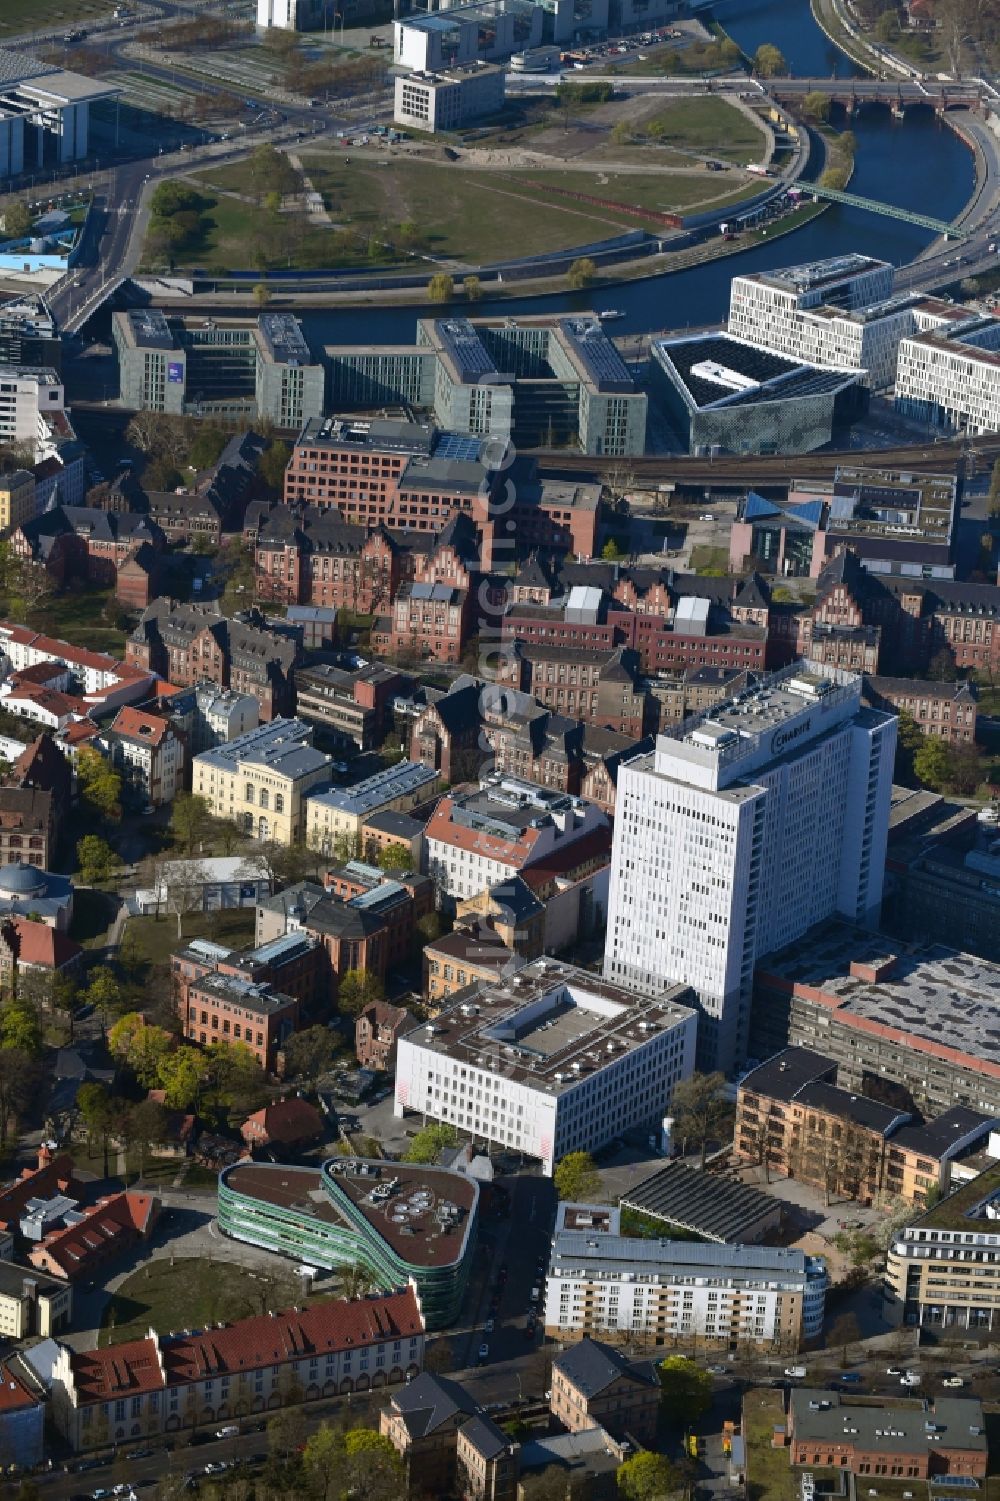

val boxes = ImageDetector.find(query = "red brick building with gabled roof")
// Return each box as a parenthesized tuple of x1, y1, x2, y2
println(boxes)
(28, 1191, 159, 1282)
(240, 1098, 323, 1151)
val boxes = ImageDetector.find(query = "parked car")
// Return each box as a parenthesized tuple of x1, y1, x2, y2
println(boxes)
(484, 1318, 494, 1334)
(838, 1373, 863, 1385)
(886, 1366, 903, 1376)
(784, 1366, 807, 1379)
(942, 1377, 964, 1388)
(900, 1372, 921, 1387)
(478, 1343, 489, 1363)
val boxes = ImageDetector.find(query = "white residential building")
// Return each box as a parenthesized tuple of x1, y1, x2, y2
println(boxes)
(0, 368, 64, 454)
(544, 1215, 827, 1350)
(894, 313, 1000, 433)
(106, 705, 185, 809)
(603, 661, 896, 1073)
(256, 0, 323, 29)
(422, 775, 609, 909)
(393, 958, 697, 1176)
(726, 258, 965, 390)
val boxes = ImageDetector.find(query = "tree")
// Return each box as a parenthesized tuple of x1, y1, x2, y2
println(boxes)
(828, 1311, 861, 1367)
(602, 537, 625, 561)
(423, 1335, 454, 1373)
(281, 1024, 337, 1082)
(553, 1150, 601, 1202)
(77, 835, 117, 885)
(670, 1071, 730, 1167)
(0, 994, 41, 1055)
(427, 273, 454, 304)
(76, 747, 122, 822)
(610, 119, 635, 146)
(657, 1355, 713, 1426)
(341, 1428, 403, 1501)
(377, 843, 413, 873)
(187, 426, 228, 470)
(617, 1452, 680, 1501)
(801, 91, 832, 120)
(253, 280, 272, 309)
(0, 1045, 35, 1150)
(337, 968, 384, 1018)
(77, 1079, 117, 1175)
(157, 1047, 203, 1110)
(403, 1123, 458, 1163)
(820, 165, 850, 191)
(86, 968, 124, 1035)
(207, 1039, 266, 1114)
(463, 275, 482, 303)
(166, 858, 209, 939)
(416, 910, 443, 945)
(108, 1013, 173, 1087)
(948, 740, 983, 795)
(259, 439, 291, 492)
(567, 257, 597, 290)
(913, 736, 953, 791)
(170, 792, 213, 856)
(123, 1098, 168, 1180)
(303, 1426, 345, 1501)
(2, 201, 32, 240)
(752, 43, 787, 76)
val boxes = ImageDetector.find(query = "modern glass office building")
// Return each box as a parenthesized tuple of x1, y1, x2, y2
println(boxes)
(218, 1157, 478, 1329)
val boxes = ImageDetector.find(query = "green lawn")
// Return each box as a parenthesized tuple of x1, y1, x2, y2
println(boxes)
(689, 545, 732, 575)
(0, 0, 114, 38)
(27, 585, 129, 655)
(124, 908, 257, 972)
(627, 96, 766, 165)
(101, 1257, 310, 1348)
(164, 155, 759, 272)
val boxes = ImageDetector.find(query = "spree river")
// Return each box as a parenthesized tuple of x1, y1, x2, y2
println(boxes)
(299, 0, 974, 346)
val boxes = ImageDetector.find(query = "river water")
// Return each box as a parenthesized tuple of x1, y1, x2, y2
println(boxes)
(299, 0, 974, 346)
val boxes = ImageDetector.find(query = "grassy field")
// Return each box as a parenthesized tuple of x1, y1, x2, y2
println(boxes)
(101, 1257, 312, 1348)
(0, 0, 114, 39)
(28, 585, 128, 656)
(124, 907, 257, 972)
(689, 545, 732, 575)
(69, 887, 120, 949)
(627, 96, 765, 165)
(165, 155, 758, 271)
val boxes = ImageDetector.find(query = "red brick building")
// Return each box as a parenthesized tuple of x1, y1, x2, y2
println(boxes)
(355, 999, 414, 1070)
(127, 603, 299, 722)
(498, 644, 650, 738)
(255, 510, 400, 615)
(786, 1389, 988, 1480)
(179, 971, 300, 1071)
(28, 1191, 159, 1283)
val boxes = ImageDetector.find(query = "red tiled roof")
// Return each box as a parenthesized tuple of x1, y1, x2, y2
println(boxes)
(60, 721, 100, 746)
(3, 686, 87, 718)
(110, 705, 169, 747)
(28, 1191, 158, 1281)
(160, 1288, 422, 1386)
(425, 795, 542, 864)
(2, 915, 81, 971)
(520, 825, 612, 891)
(0, 1154, 77, 1230)
(0, 1364, 43, 1414)
(241, 1098, 323, 1146)
(70, 1288, 423, 1405)
(10, 663, 66, 687)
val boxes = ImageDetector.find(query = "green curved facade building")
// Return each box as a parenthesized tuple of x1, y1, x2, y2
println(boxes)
(218, 1157, 478, 1329)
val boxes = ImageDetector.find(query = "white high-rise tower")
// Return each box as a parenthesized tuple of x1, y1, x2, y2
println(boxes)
(603, 661, 896, 1073)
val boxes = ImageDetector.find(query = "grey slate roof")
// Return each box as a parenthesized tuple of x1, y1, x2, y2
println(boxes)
(390, 1372, 478, 1438)
(553, 1337, 657, 1399)
(460, 1414, 512, 1461)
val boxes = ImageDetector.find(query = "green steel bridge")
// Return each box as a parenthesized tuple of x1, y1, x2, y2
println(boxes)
(803, 183, 970, 239)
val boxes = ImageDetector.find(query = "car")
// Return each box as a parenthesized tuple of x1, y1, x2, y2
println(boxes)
(838, 1373, 863, 1385)
(886, 1366, 903, 1376)
(216, 1425, 239, 1438)
(699, 513, 716, 522)
(126, 1449, 153, 1460)
(203, 1462, 229, 1475)
(784, 1366, 807, 1379)
(707, 1364, 728, 1374)
(478, 1342, 489, 1362)
(900, 1372, 921, 1387)
(141, 803, 155, 816)
(484, 1318, 495, 1334)
(942, 1377, 964, 1388)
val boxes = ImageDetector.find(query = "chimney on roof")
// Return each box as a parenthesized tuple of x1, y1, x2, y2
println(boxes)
(849, 955, 896, 984)
(37, 1142, 52, 1171)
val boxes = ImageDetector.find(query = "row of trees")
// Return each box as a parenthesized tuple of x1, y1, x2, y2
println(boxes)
(896, 709, 985, 795)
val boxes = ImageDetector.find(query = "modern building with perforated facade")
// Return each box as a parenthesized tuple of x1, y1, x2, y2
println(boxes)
(604, 662, 896, 1073)
(651, 332, 864, 455)
(218, 1157, 478, 1328)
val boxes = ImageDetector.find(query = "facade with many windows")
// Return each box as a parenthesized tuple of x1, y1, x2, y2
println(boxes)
(193, 718, 330, 845)
(393, 958, 697, 1175)
(218, 1158, 477, 1328)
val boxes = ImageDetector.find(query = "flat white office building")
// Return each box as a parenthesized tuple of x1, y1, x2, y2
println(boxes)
(393, 957, 697, 1176)
(394, 64, 505, 134)
(0, 368, 64, 456)
(256, 0, 323, 28)
(544, 1209, 827, 1350)
(895, 312, 1000, 434)
(727, 257, 959, 391)
(604, 661, 896, 1073)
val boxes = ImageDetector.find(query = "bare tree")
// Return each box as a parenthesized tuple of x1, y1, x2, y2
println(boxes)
(165, 858, 209, 938)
